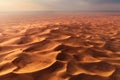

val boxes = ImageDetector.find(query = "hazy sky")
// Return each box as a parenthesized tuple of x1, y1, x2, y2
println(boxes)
(0, 0, 120, 11)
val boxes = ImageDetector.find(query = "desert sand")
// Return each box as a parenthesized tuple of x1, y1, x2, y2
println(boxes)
(0, 13, 120, 80)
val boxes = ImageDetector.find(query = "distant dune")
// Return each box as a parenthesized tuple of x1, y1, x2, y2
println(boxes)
(0, 13, 120, 80)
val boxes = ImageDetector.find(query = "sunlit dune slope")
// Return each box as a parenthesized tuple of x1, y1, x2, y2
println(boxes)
(0, 14, 120, 80)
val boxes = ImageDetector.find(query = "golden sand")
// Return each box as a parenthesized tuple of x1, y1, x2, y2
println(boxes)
(0, 13, 120, 80)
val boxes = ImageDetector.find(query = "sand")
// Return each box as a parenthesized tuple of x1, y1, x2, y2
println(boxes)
(0, 13, 120, 80)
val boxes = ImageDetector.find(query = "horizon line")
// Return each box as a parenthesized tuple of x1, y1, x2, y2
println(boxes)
(0, 10, 120, 12)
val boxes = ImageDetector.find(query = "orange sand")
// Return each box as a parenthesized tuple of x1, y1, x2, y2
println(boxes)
(0, 13, 120, 80)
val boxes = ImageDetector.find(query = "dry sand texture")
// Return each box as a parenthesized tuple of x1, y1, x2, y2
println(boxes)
(0, 13, 120, 80)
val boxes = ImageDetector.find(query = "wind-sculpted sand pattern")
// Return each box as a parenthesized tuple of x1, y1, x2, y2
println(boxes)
(0, 14, 120, 80)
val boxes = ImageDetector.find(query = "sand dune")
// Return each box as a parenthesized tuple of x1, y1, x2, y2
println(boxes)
(0, 14, 120, 80)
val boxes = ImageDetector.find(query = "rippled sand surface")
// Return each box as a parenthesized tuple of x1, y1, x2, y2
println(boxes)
(0, 13, 120, 80)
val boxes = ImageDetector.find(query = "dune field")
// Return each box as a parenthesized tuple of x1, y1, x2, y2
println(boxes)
(0, 13, 120, 80)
